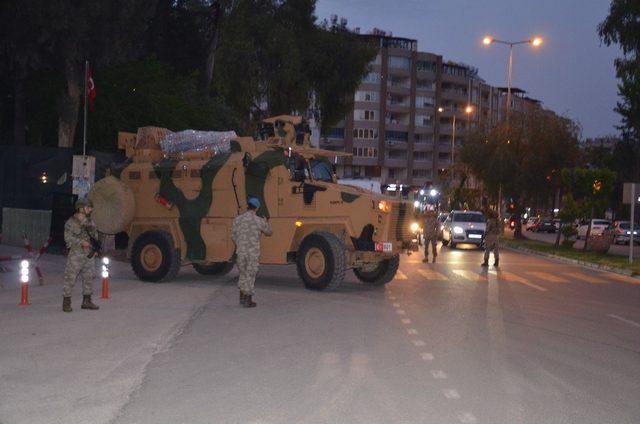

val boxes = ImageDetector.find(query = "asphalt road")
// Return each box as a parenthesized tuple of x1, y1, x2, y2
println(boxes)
(112, 244, 640, 424)
(523, 229, 640, 258)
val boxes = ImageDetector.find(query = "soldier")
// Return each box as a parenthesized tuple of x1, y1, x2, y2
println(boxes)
(62, 198, 100, 312)
(482, 210, 502, 267)
(422, 210, 439, 263)
(231, 197, 272, 308)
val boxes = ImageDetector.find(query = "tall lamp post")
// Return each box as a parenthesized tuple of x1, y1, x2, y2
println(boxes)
(482, 35, 543, 219)
(437, 105, 474, 173)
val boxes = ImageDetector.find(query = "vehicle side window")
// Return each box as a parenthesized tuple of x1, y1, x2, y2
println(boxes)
(289, 154, 306, 182)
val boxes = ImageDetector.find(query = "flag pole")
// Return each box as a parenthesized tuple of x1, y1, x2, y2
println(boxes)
(83, 60, 88, 158)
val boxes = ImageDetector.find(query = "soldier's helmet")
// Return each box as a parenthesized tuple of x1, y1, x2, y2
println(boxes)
(75, 198, 94, 210)
(247, 197, 260, 209)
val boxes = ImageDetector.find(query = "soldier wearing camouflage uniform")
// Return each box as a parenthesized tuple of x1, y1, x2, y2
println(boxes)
(231, 197, 272, 308)
(422, 210, 439, 263)
(482, 210, 502, 267)
(62, 198, 100, 312)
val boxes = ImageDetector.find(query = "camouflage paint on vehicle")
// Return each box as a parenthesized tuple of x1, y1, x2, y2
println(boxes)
(341, 192, 360, 203)
(154, 152, 232, 260)
(244, 149, 286, 218)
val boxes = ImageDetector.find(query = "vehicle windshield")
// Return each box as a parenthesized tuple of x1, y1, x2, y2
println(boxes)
(310, 159, 334, 182)
(452, 213, 485, 223)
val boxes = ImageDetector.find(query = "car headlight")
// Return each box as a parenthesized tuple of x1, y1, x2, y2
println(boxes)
(410, 222, 420, 232)
(377, 200, 391, 213)
(453, 226, 464, 234)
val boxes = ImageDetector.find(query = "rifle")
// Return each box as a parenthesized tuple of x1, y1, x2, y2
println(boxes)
(85, 227, 102, 259)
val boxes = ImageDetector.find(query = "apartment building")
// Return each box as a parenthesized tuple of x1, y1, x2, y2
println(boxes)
(319, 30, 540, 190)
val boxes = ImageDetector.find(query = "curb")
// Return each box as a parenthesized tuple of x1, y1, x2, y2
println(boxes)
(503, 244, 640, 281)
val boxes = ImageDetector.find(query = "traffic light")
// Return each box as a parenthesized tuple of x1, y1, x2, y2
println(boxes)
(593, 180, 602, 194)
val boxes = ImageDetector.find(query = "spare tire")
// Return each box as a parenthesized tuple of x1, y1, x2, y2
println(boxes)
(89, 176, 136, 234)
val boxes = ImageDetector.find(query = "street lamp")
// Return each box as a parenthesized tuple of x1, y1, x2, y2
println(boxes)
(482, 34, 543, 219)
(437, 105, 474, 171)
(482, 35, 543, 119)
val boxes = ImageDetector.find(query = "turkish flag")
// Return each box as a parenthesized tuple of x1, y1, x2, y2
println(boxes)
(87, 66, 97, 111)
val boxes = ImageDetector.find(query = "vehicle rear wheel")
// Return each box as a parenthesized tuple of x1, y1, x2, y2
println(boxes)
(296, 232, 346, 291)
(192, 262, 234, 276)
(131, 231, 180, 282)
(353, 254, 400, 286)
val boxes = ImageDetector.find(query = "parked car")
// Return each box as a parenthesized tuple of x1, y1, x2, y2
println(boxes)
(531, 218, 556, 233)
(576, 219, 611, 239)
(612, 221, 639, 245)
(437, 212, 449, 240)
(442, 210, 486, 248)
(524, 217, 539, 231)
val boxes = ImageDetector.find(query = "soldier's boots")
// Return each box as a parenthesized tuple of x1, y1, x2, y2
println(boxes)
(81, 295, 99, 310)
(63, 297, 72, 313)
(432, 257, 437, 263)
(494, 259, 499, 267)
(481, 261, 489, 267)
(422, 258, 429, 263)
(242, 294, 257, 308)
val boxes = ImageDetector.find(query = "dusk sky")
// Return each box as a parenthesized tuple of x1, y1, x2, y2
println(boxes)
(315, 0, 621, 139)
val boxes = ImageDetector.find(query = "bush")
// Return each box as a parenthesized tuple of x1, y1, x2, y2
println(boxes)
(561, 224, 577, 239)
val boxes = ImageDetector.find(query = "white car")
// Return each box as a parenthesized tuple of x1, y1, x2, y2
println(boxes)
(576, 219, 611, 239)
(442, 210, 486, 248)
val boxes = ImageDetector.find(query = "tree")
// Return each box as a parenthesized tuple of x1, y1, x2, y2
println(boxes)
(598, 1, 640, 182)
(561, 167, 617, 250)
(461, 105, 580, 237)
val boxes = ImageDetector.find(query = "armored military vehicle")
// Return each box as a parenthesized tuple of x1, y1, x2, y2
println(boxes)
(89, 116, 418, 290)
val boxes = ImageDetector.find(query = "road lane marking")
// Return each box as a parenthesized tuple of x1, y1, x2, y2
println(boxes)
(389, 296, 397, 300)
(401, 318, 412, 324)
(412, 340, 426, 347)
(452, 269, 486, 282)
(395, 270, 408, 280)
(608, 314, 640, 328)
(407, 328, 418, 335)
(393, 302, 401, 307)
(458, 412, 478, 423)
(396, 309, 406, 315)
(420, 352, 434, 361)
(491, 270, 548, 292)
(443, 389, 460, 399)
(563, 271, 608, 284)
(526, 271, 569, 283)
(431, 370, 448, 379)
(417, 268, 448, 281)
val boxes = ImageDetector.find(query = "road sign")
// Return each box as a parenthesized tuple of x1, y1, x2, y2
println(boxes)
(622, 182, 640, 204)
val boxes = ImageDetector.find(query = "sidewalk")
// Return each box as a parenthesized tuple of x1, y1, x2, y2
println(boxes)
(0, 245, 235, 424)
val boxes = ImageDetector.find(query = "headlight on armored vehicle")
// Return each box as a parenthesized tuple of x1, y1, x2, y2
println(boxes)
(378, 200, 391, 213)
(453, 226, 464, 234)
(410, 222, 420, 233)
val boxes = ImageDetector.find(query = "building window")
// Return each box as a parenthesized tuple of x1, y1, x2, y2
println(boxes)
(363, 72, 380, 84)
(417, 60, 436, 72)
(412, 169, 431, 178)
(323, 127, 344, 139)
(354, 109, 377, 121)
(413, 152, 431, 161)
(415, 96, 434, 108)
(387, 150, 407, 160)
(352, 147, 378, 158)
(353, 128, 378, 139)
(355, 91, 379, 102)
(415, 115, 433, 127)
(414, 133, 433, 143)
(388, 56, 411, 70)
(443, 65, 467, 77)
(385, 131, 408, 142)
(417, 79, 436, 90)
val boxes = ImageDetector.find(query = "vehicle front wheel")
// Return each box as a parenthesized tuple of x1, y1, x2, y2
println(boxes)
(192, 262, 234, 276)
(296, 232, 346, 291)
(353, 255, 400, 286)
(131, 230, 180, 282)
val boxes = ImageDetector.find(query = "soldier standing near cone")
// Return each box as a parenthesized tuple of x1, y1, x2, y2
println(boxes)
(482, 210, 501, 267)
(62, 198, 100, 312)
(231, 197, 272, 308)
(422, 210, 439, 263)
